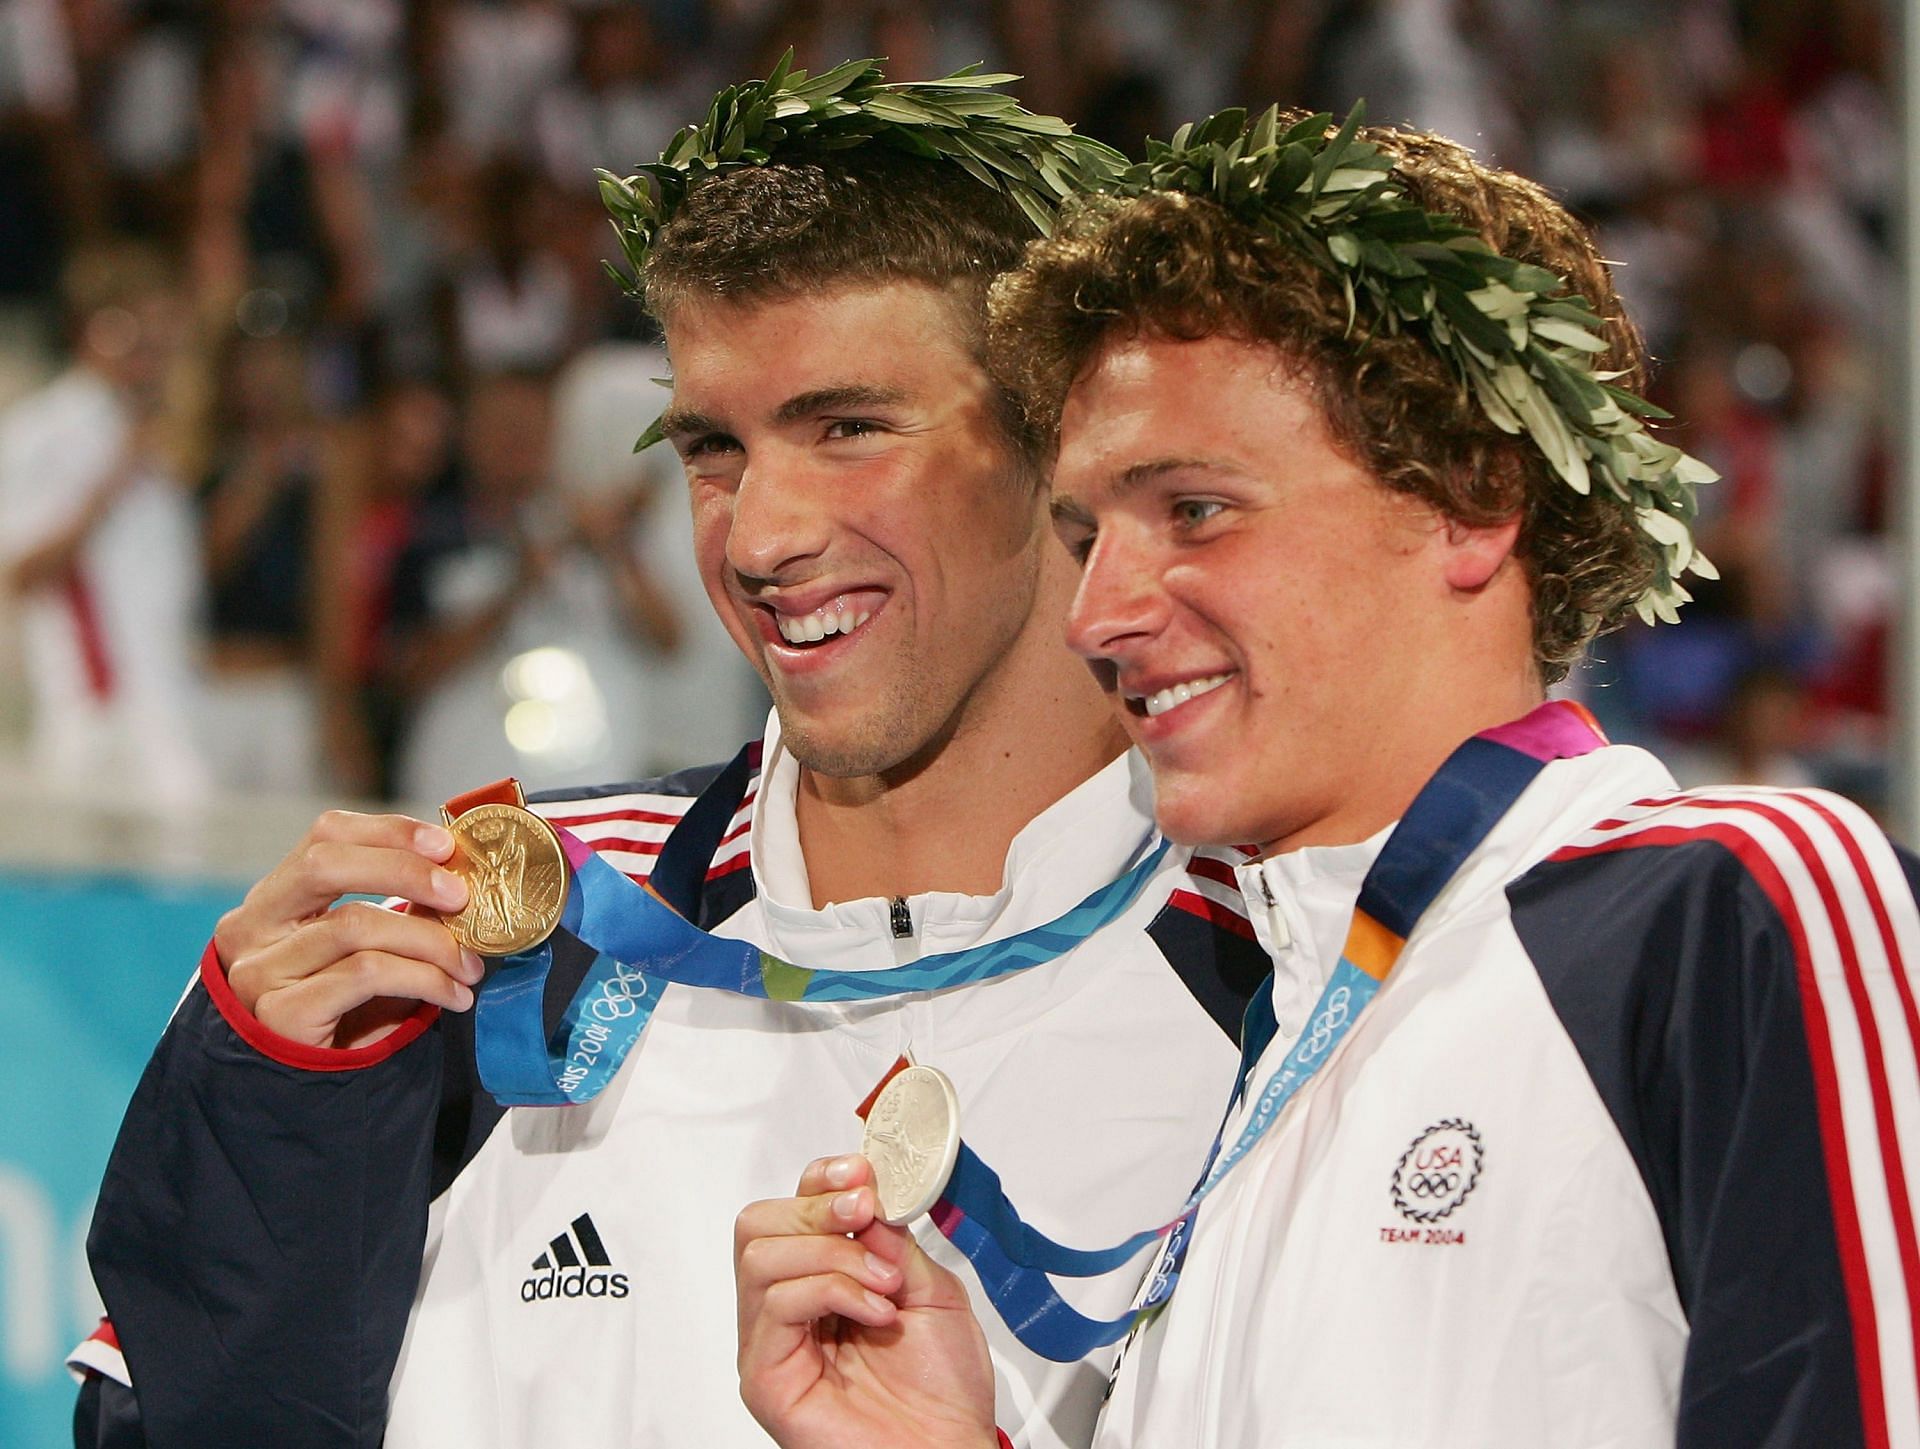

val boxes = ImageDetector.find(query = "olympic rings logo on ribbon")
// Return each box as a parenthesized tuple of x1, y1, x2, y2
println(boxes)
(1300, 985, 1353, 1061)
(587, 958, 652, 1022)
(1141, 1215, 1190, 1307)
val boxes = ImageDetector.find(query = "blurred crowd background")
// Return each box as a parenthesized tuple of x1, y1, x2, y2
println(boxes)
(0, 3, 1902, 1436)
(0, 0, 1901, 819)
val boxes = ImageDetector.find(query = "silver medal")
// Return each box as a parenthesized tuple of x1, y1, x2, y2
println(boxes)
(860, 1064, 962, 1225)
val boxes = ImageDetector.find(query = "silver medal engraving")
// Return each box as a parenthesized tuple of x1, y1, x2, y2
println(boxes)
(860, 1064, 962, 1225)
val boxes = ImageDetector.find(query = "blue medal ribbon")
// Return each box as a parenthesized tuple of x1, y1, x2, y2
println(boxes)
(920, 700, 1610, 1362)
(473, 745, 1174, 1106)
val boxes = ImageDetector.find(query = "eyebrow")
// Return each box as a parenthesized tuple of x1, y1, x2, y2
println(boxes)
(1110, 457, 1238, 492)
(772, 384, 911, 425)
(1049, 494, 1095, 529)
(1052, 456, 1242, 521)
(658, 405, 723, 440)
(658, 384, 913, 442)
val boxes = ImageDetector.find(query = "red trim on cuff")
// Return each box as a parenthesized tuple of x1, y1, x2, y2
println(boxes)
(997, 1432, 1015, 1449)
(198, 938, 439, 1071)
(88, 1318, 119, 1351)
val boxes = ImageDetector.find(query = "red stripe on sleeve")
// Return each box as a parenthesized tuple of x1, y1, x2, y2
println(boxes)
(571, 835, 667, 858)
(543, 787, 757, 833)
(1581, 793, 1920, 1400)
(1185, 853, 1242, 891)
(543, 805, 690, 830)
(1167, 887, 1257, 940)
(1554, 819, 1895, 1449)
(198, 937, 439, 1072)
(707, 850, 752, 882)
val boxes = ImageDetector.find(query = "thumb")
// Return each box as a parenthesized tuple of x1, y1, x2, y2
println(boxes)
(858, 1217, 970, 1312)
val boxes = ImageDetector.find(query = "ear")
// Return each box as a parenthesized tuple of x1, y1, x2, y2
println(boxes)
(1441, 514, 1521, 593)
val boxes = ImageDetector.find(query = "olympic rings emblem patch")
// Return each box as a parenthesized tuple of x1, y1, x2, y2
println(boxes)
(1390, 1118, 1483, 1223)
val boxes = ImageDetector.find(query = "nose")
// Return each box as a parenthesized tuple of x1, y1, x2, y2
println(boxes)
(1065, 528, 1167, 663)
(725, 456, 831, 584)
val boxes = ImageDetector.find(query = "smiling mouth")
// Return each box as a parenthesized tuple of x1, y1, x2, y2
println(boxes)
(768, 601, 875, 648)
(1125, 672, 1233, 718)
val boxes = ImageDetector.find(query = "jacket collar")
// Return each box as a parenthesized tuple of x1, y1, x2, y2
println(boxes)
(746, 710, 1158, 972)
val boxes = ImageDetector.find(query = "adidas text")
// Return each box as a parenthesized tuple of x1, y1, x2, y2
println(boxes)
(521, 1267, 630, 1302)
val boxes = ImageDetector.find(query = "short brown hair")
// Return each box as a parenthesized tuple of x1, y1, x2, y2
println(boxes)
(644, 146, 1042, 460)
(644, 147, 1028, 338)
(988, 121, 1657, 681)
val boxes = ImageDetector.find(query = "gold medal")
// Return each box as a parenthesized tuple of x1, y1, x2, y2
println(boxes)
(440, 784, 569, 956)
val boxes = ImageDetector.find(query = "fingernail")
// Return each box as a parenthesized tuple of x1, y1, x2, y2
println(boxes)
(452, 983, 473, 1011)
(864, 1251, 896, 1281)
(864, 1290, 893, 1316)
(824, 1156, 857, 1188)
(460, 950, 484, 983)
(832, 1189, 863, 1221)
(432, 869, 466, 906)
(415, 824, 453, 857)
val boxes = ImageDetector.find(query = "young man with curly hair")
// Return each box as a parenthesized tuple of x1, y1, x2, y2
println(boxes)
(735, 114, 1920, 1449)
(73, 71, 1259, 1449)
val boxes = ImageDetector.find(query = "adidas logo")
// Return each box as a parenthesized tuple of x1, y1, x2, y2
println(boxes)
(520, 1213, 630, 1303)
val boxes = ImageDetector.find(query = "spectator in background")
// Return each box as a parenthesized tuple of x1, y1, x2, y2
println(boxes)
(196, 329, 330, 795)
(550, 340, 768, 774)
(441, 0, 573, 165)
(190, 15, 376, 335)
(90, 2, 203, 243)
(391, 367, 679, 804)
(343, 371, 460, 797)
(0, 0, 1901, 821)
(533, 4, 686, 191)
(453, 158, 578, 373)
(1715, 665, 1816, 790)
(0, 240, 210, 804)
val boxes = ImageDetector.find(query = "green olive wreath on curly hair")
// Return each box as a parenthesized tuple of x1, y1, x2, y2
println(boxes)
(1093, 103, 1717, 626)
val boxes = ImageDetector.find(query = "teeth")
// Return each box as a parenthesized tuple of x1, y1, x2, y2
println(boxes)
(777, 607, 873, 646)
(1141, 673, 1231, 718)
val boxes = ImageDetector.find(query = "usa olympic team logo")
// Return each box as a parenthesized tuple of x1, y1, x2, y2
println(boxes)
(1391, 1118, 1483, 1223)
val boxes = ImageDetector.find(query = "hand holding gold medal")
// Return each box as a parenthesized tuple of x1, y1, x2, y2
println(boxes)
(437, 780, 570, 956)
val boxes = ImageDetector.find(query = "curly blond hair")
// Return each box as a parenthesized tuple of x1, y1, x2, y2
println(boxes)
(988, 121, 1661, 682)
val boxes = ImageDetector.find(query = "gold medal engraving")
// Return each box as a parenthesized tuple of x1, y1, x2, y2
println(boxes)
(861, 1064, 962, 1225)
(443, 803, 568, 956)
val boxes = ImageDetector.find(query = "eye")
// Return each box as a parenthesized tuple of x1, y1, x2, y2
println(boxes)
(1172, 498, 1225, 529)
(678, 431, 740, 461)
(1050, 510, 1094, 564)
(823, 418, 885, 441)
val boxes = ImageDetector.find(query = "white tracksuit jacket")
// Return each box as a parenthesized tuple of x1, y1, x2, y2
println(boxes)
(1098, 744, 1920, 1449)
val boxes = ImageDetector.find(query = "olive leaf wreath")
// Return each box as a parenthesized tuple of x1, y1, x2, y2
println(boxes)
(599, 68, 1712, 624)
(1109, 103, 1717, 624)
(595, 52, 1127, 452)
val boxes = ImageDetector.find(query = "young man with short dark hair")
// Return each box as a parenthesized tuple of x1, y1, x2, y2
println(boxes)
(74, 66, 1257, 1449)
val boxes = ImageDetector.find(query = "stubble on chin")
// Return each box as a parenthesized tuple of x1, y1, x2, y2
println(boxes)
(768, 674, 929, 782)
